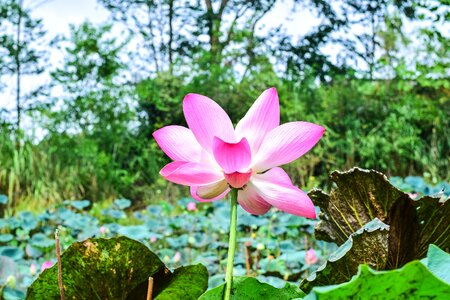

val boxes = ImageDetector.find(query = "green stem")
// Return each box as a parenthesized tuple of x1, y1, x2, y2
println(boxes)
(224, 188, 238, 300)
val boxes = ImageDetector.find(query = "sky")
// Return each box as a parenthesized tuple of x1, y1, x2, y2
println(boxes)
(0, 0, 320, 111)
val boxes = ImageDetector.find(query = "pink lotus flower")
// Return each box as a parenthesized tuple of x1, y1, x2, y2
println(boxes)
(408, 193, 419, 200)
(173, 251, 181, 263)
(99, 226, 106, 234)
(305, 248, 318, 265)
(40, 261, 53, 272)
(187, 201, 197, 211)
(153, 88, 325, 218)
(30, 263, 37, 275)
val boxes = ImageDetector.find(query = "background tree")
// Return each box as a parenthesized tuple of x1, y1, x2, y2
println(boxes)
(45, 21, 159, 201)
(98, 0, 193, 77)
(0, 0, 47, 134)
(49, 22, 131, 137)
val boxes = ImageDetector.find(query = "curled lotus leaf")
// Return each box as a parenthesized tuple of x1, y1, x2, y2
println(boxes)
(300, 218, 390, 292)
(310, 168, 449, 268)
(310, 168, 405, 245)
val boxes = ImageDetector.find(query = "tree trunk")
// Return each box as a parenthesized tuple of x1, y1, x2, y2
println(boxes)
(15, 0, 24, 135)
(146, 2, 160, 74)
(168, 0, 174, 74)
(204, 0, 229, 68)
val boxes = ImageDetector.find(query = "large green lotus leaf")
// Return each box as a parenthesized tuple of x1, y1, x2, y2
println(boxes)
(154, 264, 208, 300)
(117, 225, 154, 240)
(68, 200, 91, 210)
(30, 233, 55, 248)
(0, 246, 23, 261)
(305, 261, 450, 299)
(199, 277, 305, 300)
(300, 218, 389, 292)
(0, 233, 14, 243)
(0, 194, 8, 205)
(114, 198, 132, 210)
(310, 168, 449, 268)
(26, 236, 175, 299)
(2, 287, 26, 300)
(0, 256, 18, 285)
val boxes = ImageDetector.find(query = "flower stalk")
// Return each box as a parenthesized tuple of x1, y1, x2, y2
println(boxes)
(224, 188, 238, 300)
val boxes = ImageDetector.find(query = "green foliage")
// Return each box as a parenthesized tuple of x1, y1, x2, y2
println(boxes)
(305, 245, 450, 299)
(306, 262, 450, 299)
(301, 168, 449, 291)
(26, 236, 208, 300)
(287, 77, 449, 184)
(199, 277, 305, 300)
(154, 264, 209, 300)
(136, 73, 187, 134)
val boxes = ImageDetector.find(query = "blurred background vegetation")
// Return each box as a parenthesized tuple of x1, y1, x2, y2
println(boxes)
(0, 0, 448, 212)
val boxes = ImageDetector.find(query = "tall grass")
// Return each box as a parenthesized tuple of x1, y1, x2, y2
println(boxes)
(0, 135, 85, 213)
(0, 129, 162, 214)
